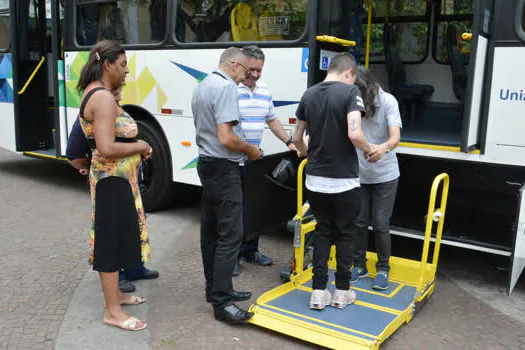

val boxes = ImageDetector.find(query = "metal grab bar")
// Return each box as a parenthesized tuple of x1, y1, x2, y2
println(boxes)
(292, 159, 309, 277)
(296, 159, 308, 220)
(316, 35, 356, 47)
(461, 32, 473, 41)
(417, 173, 450, 294)
(18, 56, 46, 95)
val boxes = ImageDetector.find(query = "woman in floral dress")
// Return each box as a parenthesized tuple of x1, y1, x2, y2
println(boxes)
(77, 40, 152, 331)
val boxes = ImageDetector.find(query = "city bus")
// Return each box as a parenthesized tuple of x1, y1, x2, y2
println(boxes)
(2, 0, 525, 293)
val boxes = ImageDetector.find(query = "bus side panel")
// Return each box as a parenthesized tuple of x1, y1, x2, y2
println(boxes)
(0, 53, 16, 152)
(484, 47, 525, 164)
(58, 60, 68, 156)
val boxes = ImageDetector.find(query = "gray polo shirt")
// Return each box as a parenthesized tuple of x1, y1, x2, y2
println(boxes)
(192, 69, 246, 163)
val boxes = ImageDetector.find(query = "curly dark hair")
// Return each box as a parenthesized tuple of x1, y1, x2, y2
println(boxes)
(354, 66, 381, 119)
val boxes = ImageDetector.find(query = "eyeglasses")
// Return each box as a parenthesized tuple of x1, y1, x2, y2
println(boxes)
(232, 61, 248, 73)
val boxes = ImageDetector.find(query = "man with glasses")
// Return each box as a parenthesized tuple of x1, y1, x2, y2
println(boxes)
(233, 45, 299, 276)
(192, 47, 262, 324)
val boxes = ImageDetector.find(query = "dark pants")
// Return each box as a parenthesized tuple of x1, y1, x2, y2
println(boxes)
(120, 264, 145, 281)
(308, 188, 361, 291)
(354, 179, 399, 273)
(238, 164, 259, 257)
(120, 163, 147, 281)
(197, 157, 244, 307)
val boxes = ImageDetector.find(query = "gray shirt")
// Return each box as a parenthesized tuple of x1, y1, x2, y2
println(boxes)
(357, 88, 402, 184)
(192, 69, 246, 163)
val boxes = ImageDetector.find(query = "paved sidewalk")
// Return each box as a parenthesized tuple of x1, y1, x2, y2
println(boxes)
(2, 149, 525, 349)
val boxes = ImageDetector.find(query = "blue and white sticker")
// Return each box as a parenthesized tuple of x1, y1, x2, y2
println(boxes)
(301, 48, 309, 72)
(319, 49, 338, 71)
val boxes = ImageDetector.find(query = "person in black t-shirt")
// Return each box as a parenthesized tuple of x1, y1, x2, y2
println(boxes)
(292, 52, 378, 311)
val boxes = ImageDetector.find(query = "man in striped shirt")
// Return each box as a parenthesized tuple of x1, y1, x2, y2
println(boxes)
(234, 45, 298, 275)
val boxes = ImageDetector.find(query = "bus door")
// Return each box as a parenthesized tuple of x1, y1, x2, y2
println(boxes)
(11, 0, 63, 155)
(460, 0, 494, 152)
(307, 0, 362, 87)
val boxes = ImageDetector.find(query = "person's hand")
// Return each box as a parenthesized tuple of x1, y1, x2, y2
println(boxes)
(138, 140, 153, 160)
(68, 158, 90, 175)
(364, 144, 378, 162)
(247, 145, 263, 160)
(367, 144, 387, 163)
(287, 143, 303, 157)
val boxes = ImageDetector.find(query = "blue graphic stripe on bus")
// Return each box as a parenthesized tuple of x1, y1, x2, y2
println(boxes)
(273, 100, 298, 107)
(171, 61, 208, 83)
(0, 54, 13, 103)
(0, 54, 12, 79)
(182, 156, 199, 170)
(171, 61, 298, 107)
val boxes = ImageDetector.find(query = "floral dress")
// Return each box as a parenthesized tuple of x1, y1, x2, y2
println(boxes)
(79, 87, 150, 270)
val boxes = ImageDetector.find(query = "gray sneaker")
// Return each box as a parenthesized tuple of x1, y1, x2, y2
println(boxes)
(309, 289, 332, 310)
(331, 289, 357, 309)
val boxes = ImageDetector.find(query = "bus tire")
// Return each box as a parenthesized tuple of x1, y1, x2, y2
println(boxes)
(136, 119, 174, 212)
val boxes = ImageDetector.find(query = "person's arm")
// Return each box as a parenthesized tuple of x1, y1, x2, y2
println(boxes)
(347, 110, 374, 154)
(265, 92, 296, 152)
(267, 118, 296, 152)
(217, 122, 261, 160)
(292, 94, 308, 157)
(346, 86, 376, 156)
(90, 90, 151, 159)
(367, 97, 402, 162)
(215, 84, 261, 160)
(292, 119, 307, 157)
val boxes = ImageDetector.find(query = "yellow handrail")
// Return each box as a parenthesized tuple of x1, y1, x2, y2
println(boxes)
(293, 159, 308, 276)
(18, 56, 46, 95)
(316, 35, 356, 47)
(296, 159, 308, 220)
(461, 32, 472, 41)
(365, 0, 373, 68)
(417, 173, 450, 294)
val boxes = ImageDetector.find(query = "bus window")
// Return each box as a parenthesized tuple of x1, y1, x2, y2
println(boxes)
(433, 0, 473, 64)
(0, 0, 8, 50)
(175, 0, 307, 43)
(362, 0, 429, 63)
(522, 4, 525, 33)
(75, 0, 167, 46)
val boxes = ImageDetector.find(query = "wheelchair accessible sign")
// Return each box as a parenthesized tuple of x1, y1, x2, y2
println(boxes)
(301, 48, 339, 72)
(320, 49, 338, 71)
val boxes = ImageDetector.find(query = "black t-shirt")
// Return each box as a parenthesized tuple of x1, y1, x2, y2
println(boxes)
(296, 81, 365, 179)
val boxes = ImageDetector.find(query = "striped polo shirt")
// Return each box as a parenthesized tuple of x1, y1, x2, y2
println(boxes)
(237, 81, 276, 146)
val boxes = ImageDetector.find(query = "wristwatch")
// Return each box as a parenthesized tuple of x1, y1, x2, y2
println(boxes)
(285, 137, 293, 146)
(386, 143, 392, 153)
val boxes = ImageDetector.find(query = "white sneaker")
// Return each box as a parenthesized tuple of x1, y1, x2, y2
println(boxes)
(331, 289, 357, 309)
(309, 289, 332, 310)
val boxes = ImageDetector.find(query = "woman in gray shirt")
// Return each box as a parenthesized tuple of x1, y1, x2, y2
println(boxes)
(351, 67, 402, 290)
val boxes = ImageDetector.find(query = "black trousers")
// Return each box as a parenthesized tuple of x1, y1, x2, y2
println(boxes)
(308, 187, 361, 290)
(197, 157, 244, 307)
(354, 179, 399, 273)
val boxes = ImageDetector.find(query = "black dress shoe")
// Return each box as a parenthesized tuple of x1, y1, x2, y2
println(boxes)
(134, 267, 159, 281)
(213, 304, 254, 324)
(119, 279, 136, 293)
(206, 290, 252, 303)
(243, 252, 273, 266)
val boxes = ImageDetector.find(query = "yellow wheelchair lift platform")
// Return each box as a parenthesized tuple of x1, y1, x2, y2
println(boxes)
(249, 159, 450, 349)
